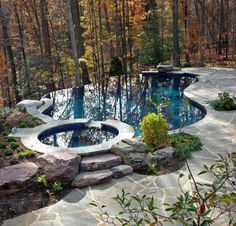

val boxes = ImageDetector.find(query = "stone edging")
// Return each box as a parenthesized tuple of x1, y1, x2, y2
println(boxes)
(10, 119, 135, 156)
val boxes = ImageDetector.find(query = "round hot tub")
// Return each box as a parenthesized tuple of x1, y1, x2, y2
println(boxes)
(38, 123, 119, 148)
(19, 119, 134, 156)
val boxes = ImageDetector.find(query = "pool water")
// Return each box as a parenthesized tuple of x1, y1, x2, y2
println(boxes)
(46, 73, 205, 136)
(39, 126, 117, 148)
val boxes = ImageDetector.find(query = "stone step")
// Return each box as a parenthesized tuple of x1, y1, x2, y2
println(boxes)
(111, 165, 133, 179)
(72, 169, 113, 188)
(81, 154, 122, 171)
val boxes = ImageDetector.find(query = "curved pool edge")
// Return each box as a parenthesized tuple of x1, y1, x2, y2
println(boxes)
(16, 119, 135, 156)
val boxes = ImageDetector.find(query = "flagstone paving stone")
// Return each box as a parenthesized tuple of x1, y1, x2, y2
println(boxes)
(3, 67, 236, 226)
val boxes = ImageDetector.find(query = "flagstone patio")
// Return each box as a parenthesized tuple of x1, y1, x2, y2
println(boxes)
(3, 67, 236, 226)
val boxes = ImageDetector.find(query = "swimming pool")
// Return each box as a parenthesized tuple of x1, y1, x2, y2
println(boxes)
(45, 72, 206, 136)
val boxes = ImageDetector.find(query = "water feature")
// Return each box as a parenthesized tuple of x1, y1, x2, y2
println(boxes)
(45, 72, 205, 136)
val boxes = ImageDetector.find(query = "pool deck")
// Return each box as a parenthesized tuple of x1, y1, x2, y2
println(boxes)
(3, 67, 236, 226)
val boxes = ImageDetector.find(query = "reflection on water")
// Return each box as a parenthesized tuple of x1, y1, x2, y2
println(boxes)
(39, 127, 117, 148)
(47, 73, 205, 136)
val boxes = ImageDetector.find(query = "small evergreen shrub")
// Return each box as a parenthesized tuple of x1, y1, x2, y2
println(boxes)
(2, 130, 10, 136)
(7, 137, 16, 142)
(18, 120, 26, 128)
(16, 147, 25, 153)
(140, 113, 169, 151)
(4, 150, 13, 157)
(18, 118, 40, 128)
(17, 149, 36, 159)
(10, 141, 19, 150)
(208, 92, 236, 111)
(52, 181, 63, 192)
(109, 57, 124, 76)
(10, 157, 18, 165)
(147, 163, 158, 174)
(0, 142, 6, 149)
(27, 118, 40, 127)
(168, 133, 202, 159)
(37, 174, 47, 186)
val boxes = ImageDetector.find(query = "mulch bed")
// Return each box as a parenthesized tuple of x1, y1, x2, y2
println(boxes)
(0, 184, 71, 225)
(137, 157, 185, 176)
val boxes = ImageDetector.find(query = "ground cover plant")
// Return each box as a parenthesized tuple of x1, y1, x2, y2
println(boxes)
(208, 92, 236, 111)
(90, 152, 236, 226)
(168, 133, 203, 159)
(0, 110, 43, 167)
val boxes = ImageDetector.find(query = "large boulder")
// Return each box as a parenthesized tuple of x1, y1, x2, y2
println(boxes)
(36, 150, 81, 182)
(0, 162, 39, 196)
(111, 138, 174, 170)
(72, 169, 113, 188)
(153, 146, 174, 161)
(111, 138, 149, 170)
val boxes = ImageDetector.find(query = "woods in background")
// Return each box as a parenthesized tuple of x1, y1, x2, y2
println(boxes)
(0, 0, 236, 106)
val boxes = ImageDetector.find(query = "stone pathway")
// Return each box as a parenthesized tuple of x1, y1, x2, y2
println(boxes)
(3, 68, 236, 226)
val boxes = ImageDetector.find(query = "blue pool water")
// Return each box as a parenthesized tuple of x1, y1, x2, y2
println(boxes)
(46, 72, 205, 136)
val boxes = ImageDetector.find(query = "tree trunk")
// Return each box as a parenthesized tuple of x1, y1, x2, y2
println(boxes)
(13, 3, 31, 97)
(172, 0, 181, 66)
(40, 0, 55, 90)
(233, 1, 236, 61)
(218, 0, 224, 56)
(198, 0, 206, 66)
(66, 0, 81, 86)
(0, 2, 20, 104)
(40, 0, 52, 61)
(70, 0, 85, 57)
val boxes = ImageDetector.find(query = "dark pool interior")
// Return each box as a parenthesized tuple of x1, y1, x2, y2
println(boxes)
(39, 124, 118, 148)
(44, 72, 206, 139)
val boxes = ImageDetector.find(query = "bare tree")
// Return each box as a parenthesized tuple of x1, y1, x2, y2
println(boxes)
(172, 0, 181, 66)
(65, 0, 81, 86)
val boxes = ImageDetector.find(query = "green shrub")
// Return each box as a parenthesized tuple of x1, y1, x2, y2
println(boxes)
(208, 92, 236, 111)
(27, 118, 39, 128)
(0, 142, 6, 149)
(4, 150, 13, 157)
(140, 113, 169, 151)
(18, 118, 40, 128)
(182, 62, 192, 67)
(52, 181, 63, 192)
(37, 174, 47, 186)
(7, 137, 16, 142)
(168, 133, 202, 159)
(2, 130, 10, 136)
(17, 149, 36, 159)
(16, 147, 25, 153)
(10, 141, 19, 150)
(147, 163, 158, 174)
(18, 120, 26, 128)
(109, 57, 124, 76)
(10, 157, 18, 165)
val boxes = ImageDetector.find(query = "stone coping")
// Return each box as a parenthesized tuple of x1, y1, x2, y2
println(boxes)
(25, 98, 55, 123)
(10, 119, 135, 156)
